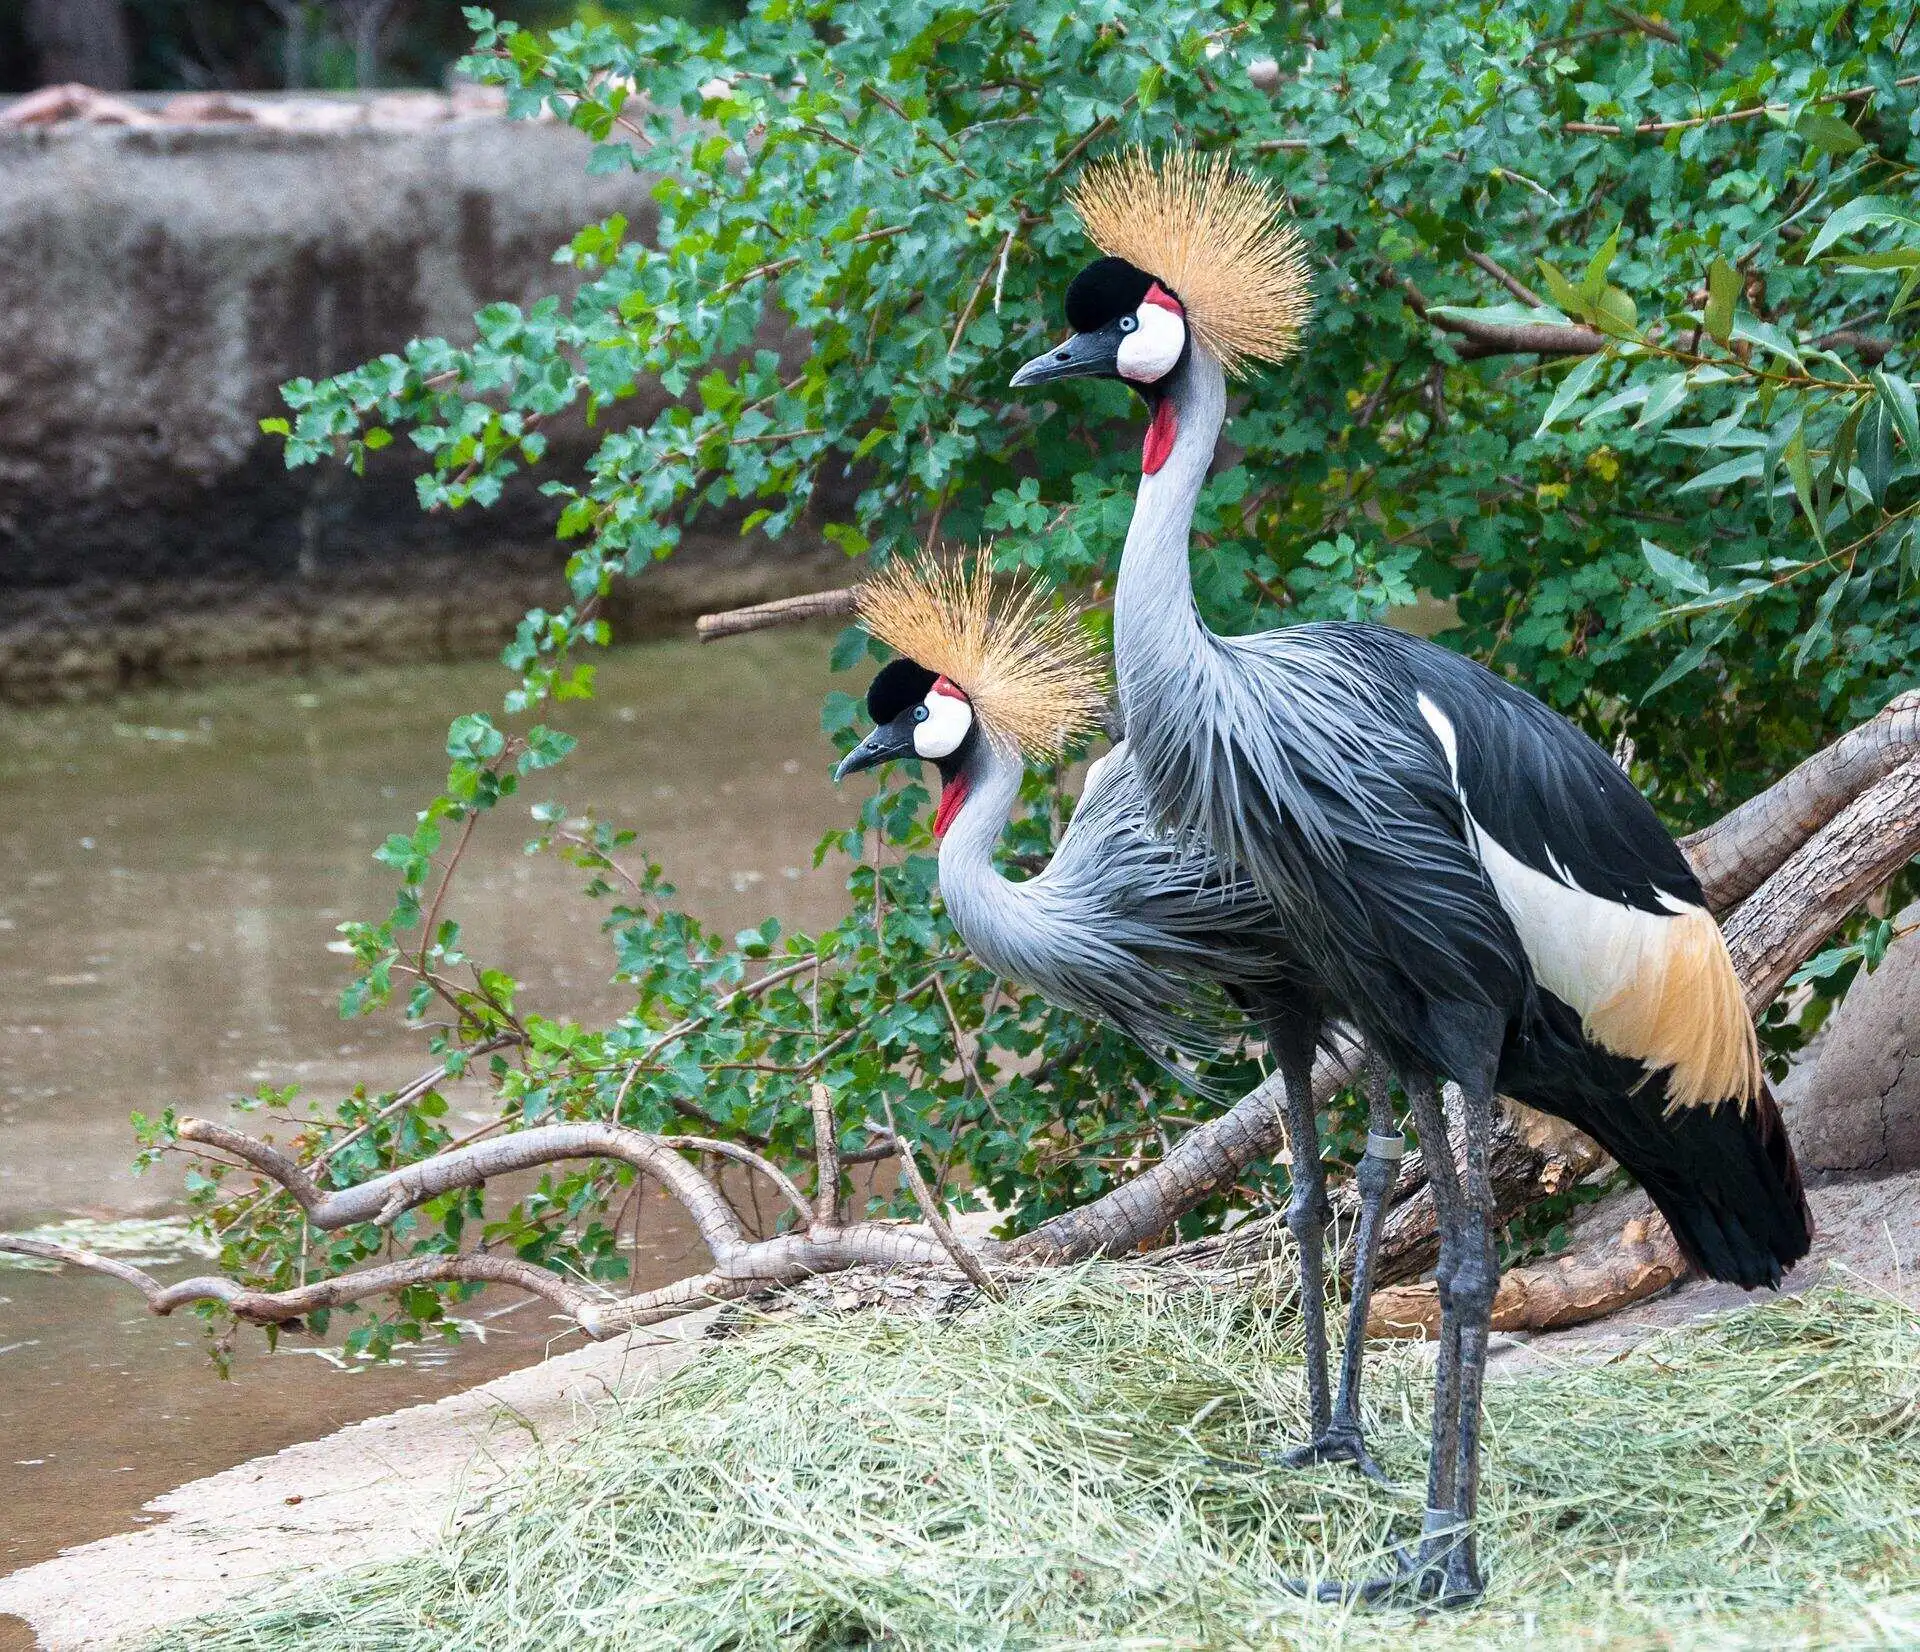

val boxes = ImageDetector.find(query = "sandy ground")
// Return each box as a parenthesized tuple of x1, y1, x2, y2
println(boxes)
(1, 1179, 1915, 1651)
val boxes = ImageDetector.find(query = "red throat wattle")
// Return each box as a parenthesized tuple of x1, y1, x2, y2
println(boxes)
(934, 774, 970, 839)
(1142, 397, 1178, 475)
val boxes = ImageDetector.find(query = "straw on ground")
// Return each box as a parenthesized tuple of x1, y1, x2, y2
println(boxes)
(146, 1271, 1920, 1651)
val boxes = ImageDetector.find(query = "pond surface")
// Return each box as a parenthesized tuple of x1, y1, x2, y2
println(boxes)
(0, 631, 857, 1570)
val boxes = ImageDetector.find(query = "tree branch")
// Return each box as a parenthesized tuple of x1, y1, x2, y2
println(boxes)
(1368, 1213, 1685, 1338)
(1464, 249, 1549, 308)
(882, 1095, 1003, 1300)
(179, 1117, 750, 1258)
(1401, 275, 1603, 359)
(1724, 760, 1920, 1013)
(696, 587, 860, 642)
(1682, 689, 1920, 912)
(1564, 73, 1918, 137)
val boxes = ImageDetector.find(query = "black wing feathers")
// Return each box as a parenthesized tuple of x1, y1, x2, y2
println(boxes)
(1380, 630, 1704, 914)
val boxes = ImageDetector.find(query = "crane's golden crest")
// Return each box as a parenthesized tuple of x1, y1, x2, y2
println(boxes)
(855, 554, 1108, 762)
(1069, 146, 1313, 377)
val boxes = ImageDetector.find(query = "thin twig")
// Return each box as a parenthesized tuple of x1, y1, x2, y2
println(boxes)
(810, 1079, 842, 1227)
(1566, 74, 1917, 136)
(1465, 248, 1547, 308)
(879, 1096, 1002, 1299)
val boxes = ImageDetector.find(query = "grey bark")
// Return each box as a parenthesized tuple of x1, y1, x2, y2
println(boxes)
(1780, 901, 1920, 1176)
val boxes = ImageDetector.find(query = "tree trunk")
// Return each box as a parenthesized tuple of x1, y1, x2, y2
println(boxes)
(25, 0, 131, 88)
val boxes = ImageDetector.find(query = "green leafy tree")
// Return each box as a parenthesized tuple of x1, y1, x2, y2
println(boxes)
(143, 0, 1917, 1354)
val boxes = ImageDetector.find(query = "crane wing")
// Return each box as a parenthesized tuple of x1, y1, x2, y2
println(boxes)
(1395, 641, 1759, 1108)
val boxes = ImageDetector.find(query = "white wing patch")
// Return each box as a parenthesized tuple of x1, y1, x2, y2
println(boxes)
(1417, 693, 1758, 1106)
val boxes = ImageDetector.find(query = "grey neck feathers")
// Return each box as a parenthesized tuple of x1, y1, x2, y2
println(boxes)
(1112, 346, 1227, 731)
(934, 736, 1026, 971)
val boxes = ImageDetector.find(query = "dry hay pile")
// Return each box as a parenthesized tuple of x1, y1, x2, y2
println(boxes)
(147, 1272, 1920, 1650)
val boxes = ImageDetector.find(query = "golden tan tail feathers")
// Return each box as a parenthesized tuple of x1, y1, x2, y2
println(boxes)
(1586, 908, 1762, 1109)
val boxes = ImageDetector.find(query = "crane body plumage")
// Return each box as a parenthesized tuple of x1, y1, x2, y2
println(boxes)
(936, 735, 1302, 1064)
(835, 654, 1325, 1073)
(1108, 338, 1802, 1286)
(1009, 158, 1812, 1603)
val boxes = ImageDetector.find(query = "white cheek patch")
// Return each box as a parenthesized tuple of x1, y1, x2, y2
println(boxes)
(1116, 304, 1186, 383)
(912, 692, 973, 759)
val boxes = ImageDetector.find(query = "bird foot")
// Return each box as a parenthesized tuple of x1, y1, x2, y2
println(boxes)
(1274, 1424, 1391, 1485)
(1283, 1517, 1483, 1609)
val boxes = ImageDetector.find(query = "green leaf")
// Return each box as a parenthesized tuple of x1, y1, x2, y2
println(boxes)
(258, 416, 291, 437)
(1579, 225, 1621, 303)
(1807, 195, 1920, 260)
(1677, 451, 1764, 493)
(1642, 618, 1734, 701)
(1859, 400, 1894, 507)
(1784, 425, 1822, 546)
(1535, 259, 1583, 317)
(1592, 285, 1639, 339)
(1795, 111, 1865, 155)
(1731, 317, 1804, 372)
(1790, 568, 1852, 671)
(1704, 258, 1739, 346)
(446, 713, 506, 762)
(1635, 371, 1689, 430)
(1534, 352, 1607, 437)
(1830, 249, 1920, 270)
(1425, 302, 1574, 329)
(1641, 539, 1711, 596)
(1873, 371, 1920, 454)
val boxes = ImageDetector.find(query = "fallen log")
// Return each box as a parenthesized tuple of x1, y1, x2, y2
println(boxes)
(1367, 1214, 1687, 1339)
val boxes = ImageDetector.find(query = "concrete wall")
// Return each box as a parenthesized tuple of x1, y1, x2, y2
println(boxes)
(0, 95, 839, 698)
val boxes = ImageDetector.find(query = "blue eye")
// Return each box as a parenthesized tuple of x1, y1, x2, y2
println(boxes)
(912, 705, 930, 723)
(1119, 315, 1138, 333)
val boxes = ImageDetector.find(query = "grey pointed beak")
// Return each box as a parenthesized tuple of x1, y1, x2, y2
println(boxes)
(834, 721, 916, 782)
(1009, 326, 1122, 388)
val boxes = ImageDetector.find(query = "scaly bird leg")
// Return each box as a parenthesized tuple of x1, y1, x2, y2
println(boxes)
(1432, 1065, 1502, 1606)
(1288, 1052, 1402, 1483)
(1288, 1070, 1470, 1604)
(1272, 1039, 1333, 1446)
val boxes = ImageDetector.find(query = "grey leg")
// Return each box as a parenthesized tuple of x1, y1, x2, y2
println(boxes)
(1288, 1053, 1402, 1483)
(1292, 1070, 1471, 1605)
(1273, 1040, 1333, 1442)
(1434, 1066, 1501, 1605)
(1408, 1074, 1466, 1536)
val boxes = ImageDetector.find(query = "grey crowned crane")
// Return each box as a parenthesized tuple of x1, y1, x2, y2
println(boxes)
(833, 556, 1303, 1063)
(1009, 148, 1813, 1604)
(834, 557, 1407, 1476)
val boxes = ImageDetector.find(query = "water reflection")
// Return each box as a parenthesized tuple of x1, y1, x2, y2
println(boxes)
(0, 630, 857, 1567)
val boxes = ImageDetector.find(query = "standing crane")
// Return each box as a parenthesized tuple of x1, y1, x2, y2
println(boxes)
(833, 558, 1409, 1459)
(1007, 148, 1812, 1604)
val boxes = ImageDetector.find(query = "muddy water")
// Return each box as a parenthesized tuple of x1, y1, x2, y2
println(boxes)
(0, 631, 858, 1570)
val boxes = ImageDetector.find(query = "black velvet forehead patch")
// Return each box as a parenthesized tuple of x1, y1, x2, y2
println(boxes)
(866, 657, 939, 725)
(1065, 256, 1155, 333)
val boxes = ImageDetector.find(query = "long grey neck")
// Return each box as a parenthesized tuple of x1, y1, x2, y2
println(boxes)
(1112, 347, 1227, 729)
(934, 737, 1026, 963)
